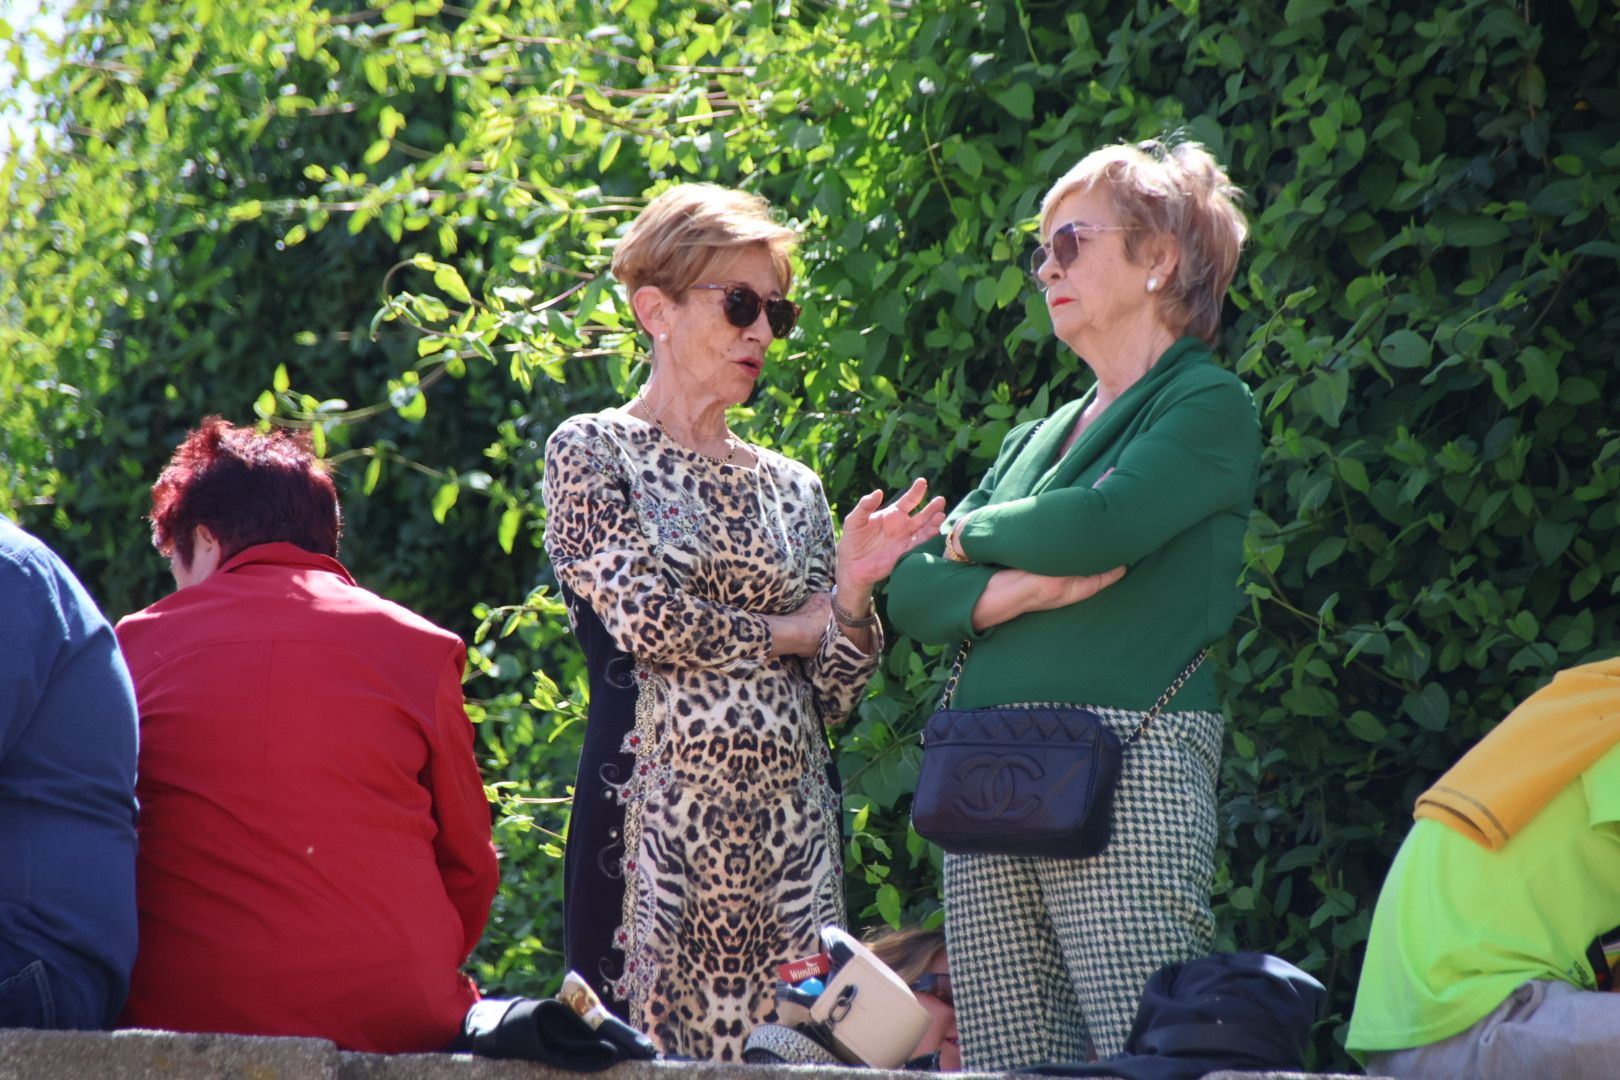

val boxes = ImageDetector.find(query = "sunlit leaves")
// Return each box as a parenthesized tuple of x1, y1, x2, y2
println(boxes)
(3, 0, 1617, 1043)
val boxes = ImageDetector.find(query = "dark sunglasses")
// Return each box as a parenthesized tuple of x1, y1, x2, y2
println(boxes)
(1029, 222, 1135, 287)
(910, 971, 953, 1006)
(690, 283, 800, 339)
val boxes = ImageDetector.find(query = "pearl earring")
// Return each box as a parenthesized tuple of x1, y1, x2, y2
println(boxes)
(1146, 277, 1160, 293)
(658, 332, 668, 342)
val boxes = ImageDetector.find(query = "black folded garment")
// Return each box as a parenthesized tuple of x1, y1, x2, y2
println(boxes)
(1019, 951, 1325, 1080)
(459, 997, 628, 1071)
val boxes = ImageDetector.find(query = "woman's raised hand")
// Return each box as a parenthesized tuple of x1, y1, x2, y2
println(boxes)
(835, 479, 948, 592)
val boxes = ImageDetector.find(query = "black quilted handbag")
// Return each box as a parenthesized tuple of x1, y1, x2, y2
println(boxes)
(912, 641, 1204, 859)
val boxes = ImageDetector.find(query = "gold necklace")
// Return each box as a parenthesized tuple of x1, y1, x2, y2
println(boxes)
(636, 401, 739, 464)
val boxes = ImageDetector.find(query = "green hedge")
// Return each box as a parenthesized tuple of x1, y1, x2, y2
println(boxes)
(3, 0, 1617, 1065)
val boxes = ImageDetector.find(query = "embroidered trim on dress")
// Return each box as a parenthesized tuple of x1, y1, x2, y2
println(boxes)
(607, 661, 672, 1015)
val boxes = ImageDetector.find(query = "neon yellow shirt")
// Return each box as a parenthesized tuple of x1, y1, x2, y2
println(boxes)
(1346, 742, 1620, 1057)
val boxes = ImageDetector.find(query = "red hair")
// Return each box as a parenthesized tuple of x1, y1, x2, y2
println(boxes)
(150, 417, 341, 566)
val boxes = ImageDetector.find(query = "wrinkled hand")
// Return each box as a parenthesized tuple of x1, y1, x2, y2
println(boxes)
(1031, 565, 1127, 611)
(970, 565, 1127, 633)
(766, 591, 833, 658)
(835, 479, 948, 592)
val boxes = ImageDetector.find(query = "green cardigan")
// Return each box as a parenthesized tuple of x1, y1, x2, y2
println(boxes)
(887, 337, 1260, 713)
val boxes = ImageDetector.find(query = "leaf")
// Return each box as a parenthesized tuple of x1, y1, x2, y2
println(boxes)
(1343, 710, 1388, 743)
(1573, 240, 1620, 259)
(1519, 347, 1559, 402)
(1283, 0, 1333, 21)
(384, 0, 415, 28)
(491, 285, 534, 306)
(498, 507, 522, 554)
(876, 883, 902, 929)
(1532, 519, 1577, 565)
(1571, 564, 1602, 602)
(1444, 217, 1509, 247)
(1302, 367, 1348, 426)
(431, 480, 459, 524)
(1275, 844, 1322, 872)
(953, 142, 983, 180)
(1307, 536, 1346, 576)
(1402, 684, 1449, 731)
(1509, 642, 1558, 673)
(1379, 329, 1431, 369)
(1529, 180, 1581, 217)
(363, 54, 388, 94)
(995, 264, 1023, 308)
(1336, 457, 1369, 493)
(972, 276, 997, 311)
(1230, 728, 1255, 759)
(295, 22, 317, 61)
(434, 265, 473, 304)
(991, 82, 1034, 121)
(1519, 63, 1546, 109)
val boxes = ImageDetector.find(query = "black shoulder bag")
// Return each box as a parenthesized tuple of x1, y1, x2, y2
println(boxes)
(912, 640, 1204, 859)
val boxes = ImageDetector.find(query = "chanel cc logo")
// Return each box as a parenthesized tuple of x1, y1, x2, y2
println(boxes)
(951, 753, 1045, 822)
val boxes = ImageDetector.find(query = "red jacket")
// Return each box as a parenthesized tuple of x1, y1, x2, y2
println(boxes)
(115, 543, 498, 1052)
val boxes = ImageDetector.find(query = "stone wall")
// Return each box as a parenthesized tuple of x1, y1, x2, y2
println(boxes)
(0, 1028, 1373, 1080)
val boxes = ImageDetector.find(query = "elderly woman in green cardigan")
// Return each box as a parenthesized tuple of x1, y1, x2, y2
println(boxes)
(887, 139, 1259, 1071)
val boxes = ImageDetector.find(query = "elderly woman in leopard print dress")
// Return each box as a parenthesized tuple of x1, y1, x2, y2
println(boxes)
(542, 184, 944, 1061)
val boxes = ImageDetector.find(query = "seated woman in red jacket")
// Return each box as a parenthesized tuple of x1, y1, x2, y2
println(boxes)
(115, 417, 498, 1053)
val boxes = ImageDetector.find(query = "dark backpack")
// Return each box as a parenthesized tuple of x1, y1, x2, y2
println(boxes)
(1021, 952, 1325, 1079)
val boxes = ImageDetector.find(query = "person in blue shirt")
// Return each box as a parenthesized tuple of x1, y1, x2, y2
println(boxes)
(0, 518, 140, 1028)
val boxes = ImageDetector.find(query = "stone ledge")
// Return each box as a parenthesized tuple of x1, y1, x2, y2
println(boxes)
(0, 1028, 1371, 1080)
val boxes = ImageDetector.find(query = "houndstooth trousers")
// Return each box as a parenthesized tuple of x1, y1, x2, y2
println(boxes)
(942, 705, 1225, 1071)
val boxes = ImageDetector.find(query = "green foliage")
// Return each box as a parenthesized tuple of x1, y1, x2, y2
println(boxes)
(4, 0, 1617, 1065)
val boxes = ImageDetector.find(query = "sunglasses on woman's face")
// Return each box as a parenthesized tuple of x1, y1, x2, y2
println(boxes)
(690, 283, 800, 339)
(910, 971, 953, 1007)
(1029, 221, 1134, 287)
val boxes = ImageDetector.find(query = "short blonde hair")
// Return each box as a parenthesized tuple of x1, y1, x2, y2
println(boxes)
(610, 184, 797, 324)
(1039, 139, 1248, 346)
(863, 926, 945, 986)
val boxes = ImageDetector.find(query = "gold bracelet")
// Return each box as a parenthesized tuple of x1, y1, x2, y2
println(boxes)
(943, 518, 972, 564)
(830, 586, 879, 630)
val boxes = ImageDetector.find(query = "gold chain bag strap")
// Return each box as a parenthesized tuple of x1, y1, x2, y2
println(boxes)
(912, 641, 1206, 858)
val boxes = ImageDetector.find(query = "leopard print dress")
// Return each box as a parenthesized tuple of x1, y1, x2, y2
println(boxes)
(542, 409, 878, 1061)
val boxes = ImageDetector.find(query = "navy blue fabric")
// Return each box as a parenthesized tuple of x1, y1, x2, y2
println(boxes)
(1019, 951, 1325, 1079)
(0, 520, 140, 1028)
(558, 584, 641, 1022)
